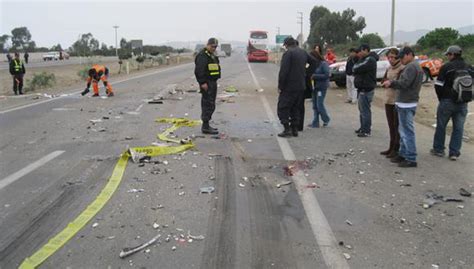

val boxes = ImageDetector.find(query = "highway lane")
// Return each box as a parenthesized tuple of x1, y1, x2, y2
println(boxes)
(1, 53, 473, 268)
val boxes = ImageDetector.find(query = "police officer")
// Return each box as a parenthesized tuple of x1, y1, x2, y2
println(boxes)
(277, 37, 311, 137)
(9, 52, 26, 95)
(194, 38, 221, 134)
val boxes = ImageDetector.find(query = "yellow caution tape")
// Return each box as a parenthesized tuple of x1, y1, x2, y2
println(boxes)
(19, 118, 200, 269)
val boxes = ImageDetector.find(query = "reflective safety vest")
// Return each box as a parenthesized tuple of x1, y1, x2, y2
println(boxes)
(13, 59, 22, 72)
(205, 50, 220, 78)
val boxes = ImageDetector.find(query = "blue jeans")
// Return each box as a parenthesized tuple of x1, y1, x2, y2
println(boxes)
(397, 105, 417, 162)
(358, 90, 374, 133)
(433, 99, 468, 157)
(311, 87, 330, 127)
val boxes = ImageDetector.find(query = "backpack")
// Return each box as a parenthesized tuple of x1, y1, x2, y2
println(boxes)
(452, 69, 473, 103)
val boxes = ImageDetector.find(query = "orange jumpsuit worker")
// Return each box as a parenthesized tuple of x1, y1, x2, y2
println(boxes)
(81, 64, 114, 97)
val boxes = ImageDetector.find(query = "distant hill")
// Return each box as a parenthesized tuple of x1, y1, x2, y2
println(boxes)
(383, 25, 474, 45)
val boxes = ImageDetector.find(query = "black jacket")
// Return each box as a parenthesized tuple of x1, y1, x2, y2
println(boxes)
(345, 56, 358, 76)
(434, 57, 470, 100)
(353, 52, 378, 91)
(194, 49, 221, 85)
(279, 46, 314, 92)
(9, 58, 26, 75)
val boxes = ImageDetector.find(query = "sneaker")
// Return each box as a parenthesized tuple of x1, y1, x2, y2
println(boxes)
(354, 128, 362, 134)
(398, 160, 417, 168)
(345, 100, 352, 103)
(430, 149, 445, 157)
(391, 155, 405, 163)
(449, 155, 458, 161)
(357, 132, 371, 137)
(323, 122, 329, 127)
(92, 93, 99, 97)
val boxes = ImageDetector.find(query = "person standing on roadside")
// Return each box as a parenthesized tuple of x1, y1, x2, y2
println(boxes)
(325, 48, 336, 65)
(431, 45, 471, 161)
(24, 51, 29, 64)
(383, 47, 423, 168)
(345, 48, 359, 104)
(297, 45, 318, 131)
(353, 44, 378, 137)
(309, 45, 331, 128)
(277, 37, 310, 137)
(380, 48, 404, 158)
(194, 38, 221, 135)
(9, 52, 26, 95)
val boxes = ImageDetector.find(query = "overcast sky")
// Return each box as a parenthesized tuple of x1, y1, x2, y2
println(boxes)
(1, 0, 473, 49)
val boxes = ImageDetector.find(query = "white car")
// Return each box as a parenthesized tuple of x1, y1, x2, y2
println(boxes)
(329, 47, 396, 87)
(42, 51, 69, 61)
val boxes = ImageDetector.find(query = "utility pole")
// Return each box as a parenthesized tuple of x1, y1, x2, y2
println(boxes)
(390, 0, 395, 46)
(113, 25, 119, 57)
(297, 12, 303, 48)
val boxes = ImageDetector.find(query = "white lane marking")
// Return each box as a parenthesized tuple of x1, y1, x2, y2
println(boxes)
(246, 60, 350, 269)
(0, 63, 193, 115)
(0, 150, 65, 191)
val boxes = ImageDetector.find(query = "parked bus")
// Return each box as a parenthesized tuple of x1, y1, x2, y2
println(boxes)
(247, 30, 268, 62)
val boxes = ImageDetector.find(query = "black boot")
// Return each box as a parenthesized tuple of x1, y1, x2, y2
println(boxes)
(202, 121, 218, 135)
(278, 123, 292, 138)
(291, 124, 298, 137)
(208, 123, 218, 132)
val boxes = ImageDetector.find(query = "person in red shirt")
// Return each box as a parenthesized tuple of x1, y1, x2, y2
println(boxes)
(325, 48, 337, 64)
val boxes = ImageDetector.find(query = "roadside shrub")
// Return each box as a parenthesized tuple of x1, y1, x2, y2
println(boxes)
(24, 72, 56, 92)
(77, 66, 90, 80)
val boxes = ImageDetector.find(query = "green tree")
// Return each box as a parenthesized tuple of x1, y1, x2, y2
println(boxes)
(11, 27, 35, 50)
(358, 33, 386, 48)
(0, 34, 10, 51)
(457, 34, 474, 49)
(307, 6, 366, 48)
(50, 43, 63, 51)
(71, 33, 99, 56)
(417, 28, 459, 50)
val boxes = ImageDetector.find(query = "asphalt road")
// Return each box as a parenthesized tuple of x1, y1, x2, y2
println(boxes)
(0, 53, 473, 268)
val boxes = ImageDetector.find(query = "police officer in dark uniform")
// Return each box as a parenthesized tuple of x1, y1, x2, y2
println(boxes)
(277, 37, 312, 137)
(9, 52, 26, 95)
(194, 38, 221, 134)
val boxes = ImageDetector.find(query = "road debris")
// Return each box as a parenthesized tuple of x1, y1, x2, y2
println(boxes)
(225, 86, 238, 93)
(276, 181, 292, 188)
(127, 189, 145, 193)
(187, 232, 205, 241)
(343, 253, 351, 260)
(200, 186, 215, 194)
(345, 220, 353, 226)
(128, 148, 147, 163)
(153, 223, 160, 229)
(171, 246, 177, 251)
(89, 119, 103, 124)
(148, 100, 164, 104)
(178, 191, 185, 196)
(92, 222, 99, 228)
(306, 182, 320, 189)
(151, 205, 164, 210)
(459, 188, 472, 197)
(239, 183, 245, 188)
(119, 234, 161, 258)
(422, 191, 464, 209)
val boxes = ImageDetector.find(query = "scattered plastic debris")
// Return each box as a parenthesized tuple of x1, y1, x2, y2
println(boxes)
(89, 119, 103, 124)
(171, 246, 177, 251)
(343, 253, 351, 260)
(200, 186, 215, 194)
(225, 86, 238, 93)
(178, 191, 185, 196)
(459, 188, 472, 197)
(276, 181, 292, 188)
(306, 182, 320, 189)
(345, 220, 353, 226)
(92, 223, 99, 228)
(127, 189, 144, 193)
(119, 234, 161, 258)
(239, 183, 245, 188)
